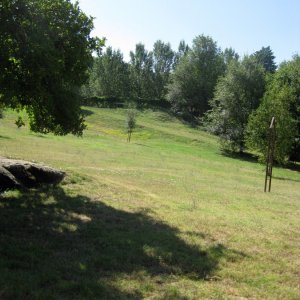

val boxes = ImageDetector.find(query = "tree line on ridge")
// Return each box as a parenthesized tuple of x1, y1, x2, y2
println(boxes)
(82, 36, 299, 163)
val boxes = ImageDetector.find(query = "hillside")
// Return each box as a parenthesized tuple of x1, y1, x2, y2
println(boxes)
(0, 107, 299, 299)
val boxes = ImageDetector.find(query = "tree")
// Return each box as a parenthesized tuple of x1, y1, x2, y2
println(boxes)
(253, 46, 277, 73)
(126, 109, 137, 142)
(167, 35, 225, 120)
(86, 47, 130, 98)
(0, 0, 103, 135)
(173, 40, 190, 68)
(152, 40, 175, 99)
(80, 59, 99, 100)
(129, 43, 155, 100)
(205, 56, 266, 152)
(223, 47, 239, 66)
(246, 55, 300, 163)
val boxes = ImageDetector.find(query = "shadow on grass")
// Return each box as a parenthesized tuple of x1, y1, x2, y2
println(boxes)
(286, 162, 300, 173)
(221, 150, 259, 164)
(0, 187, 245, 299)
(222, 151, 300, 175)
(0, 135, 12, 140)
(273, 176, 300, 183)
(81, 108, 94, 117)
(30, 133, 47, 138)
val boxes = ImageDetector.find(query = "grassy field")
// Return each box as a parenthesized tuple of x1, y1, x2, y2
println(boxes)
(0, 107, 299, 299)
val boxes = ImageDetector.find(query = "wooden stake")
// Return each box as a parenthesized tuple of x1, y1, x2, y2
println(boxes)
(264, 117, 276, 192)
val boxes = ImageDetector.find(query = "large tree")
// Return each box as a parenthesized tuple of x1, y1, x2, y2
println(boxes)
(0, 0, 103, 135)
(167, 35, 225, 120)
(246, 55, 300, 163)
(205, 56, 266, 152)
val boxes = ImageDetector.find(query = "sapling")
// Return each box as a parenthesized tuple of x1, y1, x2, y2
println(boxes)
(127, 109, 136, 142)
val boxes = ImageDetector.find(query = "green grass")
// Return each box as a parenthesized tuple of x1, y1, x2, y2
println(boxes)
(0, 107, 299, 299)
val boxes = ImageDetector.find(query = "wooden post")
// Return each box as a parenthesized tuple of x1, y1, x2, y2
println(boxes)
(264, 117, 276, 192)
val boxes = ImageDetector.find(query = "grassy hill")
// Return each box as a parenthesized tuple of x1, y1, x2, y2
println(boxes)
(0, 107, 299, 299)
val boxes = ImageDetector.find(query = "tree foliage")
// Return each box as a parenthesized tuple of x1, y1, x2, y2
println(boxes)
(153, 40, 175, 99)
(205, 56, 266, 151)
(173, 40, 190, 68)
(253, 46, 277, 73)
(0, 0, 103, 135)
(223, 47, 239, 66)
(84, 47, 130, 99)
(129, 43, 155, 100)
(246, 55, 300, 163)
(167, 35, 225, 120)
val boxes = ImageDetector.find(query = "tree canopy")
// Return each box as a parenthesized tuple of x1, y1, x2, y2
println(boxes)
(167, 35, 225, 120)
(253, 46, 277, 73)
(129, 43, 155, 100)
(152, 40, 175, 100)
(205, 56, 266, 151)
(86, 47, 130, 99)
(246, 55, 300, 163)
(0, 0, 103, 135)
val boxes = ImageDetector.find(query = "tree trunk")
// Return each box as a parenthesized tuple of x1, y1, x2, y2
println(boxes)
(127, 130, 132, 143)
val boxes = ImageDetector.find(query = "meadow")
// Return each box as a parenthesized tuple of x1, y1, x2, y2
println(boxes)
(0, 107, 299, 299)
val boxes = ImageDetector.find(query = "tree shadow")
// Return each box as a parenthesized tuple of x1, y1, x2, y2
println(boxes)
(0, 187, 245, 299)
(29, 133, 47, 138)
(273, 176, 300, 183)
(134, 143, 153, 148)
(285, 162, 300, 173)
(221, 150, 259, 164)
(222, 151, 300, 175)
(221, 151, 300, 183)
(81, 108, 94, 117)
(152, 110, 177, 123)
(0, 135, 11, 140)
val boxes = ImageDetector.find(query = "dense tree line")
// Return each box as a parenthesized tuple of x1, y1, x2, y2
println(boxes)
(82, 40, 178, 102)
(206, 52, 300, 163)
(83, 36, 300, 163)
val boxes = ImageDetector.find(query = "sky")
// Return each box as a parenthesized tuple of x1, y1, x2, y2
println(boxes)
(75, 0, 300, 64)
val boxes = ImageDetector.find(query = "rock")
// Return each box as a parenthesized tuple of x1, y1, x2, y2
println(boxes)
(0, 166, 22, 190)
(0, 157, 65, 191)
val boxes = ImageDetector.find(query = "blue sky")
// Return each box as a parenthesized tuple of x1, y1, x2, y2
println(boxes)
(75, 0, 300, 64)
